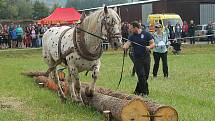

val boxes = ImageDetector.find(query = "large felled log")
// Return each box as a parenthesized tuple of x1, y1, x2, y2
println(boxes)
(21, 71, 47, 77)
(24, 73, 177, 121)
(81, 90, 150, 121)
(34, 76, 69, 96)
(144, 101, 178, 121)
(87, 86, 178, 121)
(29, 75, 150, 121)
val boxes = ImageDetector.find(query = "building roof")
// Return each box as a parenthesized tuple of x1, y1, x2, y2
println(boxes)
(78, 0, 160, 12)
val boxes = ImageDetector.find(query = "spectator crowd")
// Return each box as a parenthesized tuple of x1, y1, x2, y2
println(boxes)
(120, 20, 215, 54)
(0, 23, 50, 49)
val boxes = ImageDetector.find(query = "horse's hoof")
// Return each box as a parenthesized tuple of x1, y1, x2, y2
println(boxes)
(85, 86, 94, 97)
(58, 90, 67, 103)
(73, 97, 84, 104)
(60, 97, 67, 103)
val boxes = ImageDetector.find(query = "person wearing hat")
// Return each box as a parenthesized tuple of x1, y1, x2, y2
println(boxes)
(152, 23, 169, 78)
(123, 21, 155, 97)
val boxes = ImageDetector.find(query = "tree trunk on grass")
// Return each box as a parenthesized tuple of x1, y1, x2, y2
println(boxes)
(144, 101, 178, 121)
(21, 71, 47, 77)
(81, 90, 150, 121)
(22, 72, 178, 121)
(85, 85, 178, 121)
(27, 75, 150, 121)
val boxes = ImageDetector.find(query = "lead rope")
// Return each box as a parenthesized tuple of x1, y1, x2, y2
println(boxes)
(116, 50, 126, 90)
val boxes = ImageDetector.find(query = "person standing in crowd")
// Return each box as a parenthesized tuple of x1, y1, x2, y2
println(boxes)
(123, 21, 155, 97)
(175, 22, 182, 39)
(164, 24, 170, 38)
(16, 25, 23, 48)
(167, 22, 175, 40)
(9, 23, 14, 48)
(121, 22, 129, 42)
(152, 23, 169, 78)
(11, 26, 17, 48)
(182, 21, 189, 43)
(3, 25, 9, 48)
(188, 20, 195, 44)
(31, 26, 37, 48)
(206, 21, 214, 44)
(0, 31, 4, 49)
(37, 24, 43, 47)
(23, 26, 31, 48)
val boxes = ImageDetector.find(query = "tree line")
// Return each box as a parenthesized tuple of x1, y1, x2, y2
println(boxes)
(66, 0, 128, 10)
(0, 0, 61, 20)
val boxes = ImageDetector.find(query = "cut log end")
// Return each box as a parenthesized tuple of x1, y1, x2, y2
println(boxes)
(154, 106, 178, 121)
(121, 98, 150, 121)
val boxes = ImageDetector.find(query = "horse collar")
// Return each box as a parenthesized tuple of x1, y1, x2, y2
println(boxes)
(73, 26, 103, 61)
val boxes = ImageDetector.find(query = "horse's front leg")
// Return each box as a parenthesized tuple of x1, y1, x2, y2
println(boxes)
(68, 65, 83, 103)
(85, 61, 100, 97)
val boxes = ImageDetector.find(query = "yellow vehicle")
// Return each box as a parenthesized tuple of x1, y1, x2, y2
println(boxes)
(147, 14, 183, 33)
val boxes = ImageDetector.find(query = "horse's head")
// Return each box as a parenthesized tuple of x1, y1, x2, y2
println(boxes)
(100, 6, 122, 50)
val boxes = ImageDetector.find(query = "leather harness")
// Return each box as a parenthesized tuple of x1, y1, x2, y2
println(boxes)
(45, 14, 118, 75)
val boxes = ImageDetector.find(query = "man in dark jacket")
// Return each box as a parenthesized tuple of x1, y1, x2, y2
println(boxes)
(188, 20, 195, 44)
(123, 21, 155, 97)
(206, 22, 214, 44)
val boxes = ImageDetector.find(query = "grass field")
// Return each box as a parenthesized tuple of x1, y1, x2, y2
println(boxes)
(0, 44, 215, 121)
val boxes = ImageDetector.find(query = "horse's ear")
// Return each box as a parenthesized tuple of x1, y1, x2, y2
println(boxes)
(80, 12, 86, 21)
(104, 6, 108, 14)
(113, 7, 117, 12)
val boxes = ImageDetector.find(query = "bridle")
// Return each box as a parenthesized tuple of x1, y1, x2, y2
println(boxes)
(100, 15, 121, 46)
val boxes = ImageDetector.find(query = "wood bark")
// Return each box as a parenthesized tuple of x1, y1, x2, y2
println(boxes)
(86, 85, 178, 121)
(21, 71, 47, 77)
(81, 90, 150, 121)
(22, 72, 178, 121)
(25, 75, 149, 121)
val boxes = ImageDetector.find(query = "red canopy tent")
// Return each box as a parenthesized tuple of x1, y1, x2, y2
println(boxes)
(38, 8, 81, 25)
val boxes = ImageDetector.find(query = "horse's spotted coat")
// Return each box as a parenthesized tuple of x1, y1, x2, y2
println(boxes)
(42, 7, 121, 103)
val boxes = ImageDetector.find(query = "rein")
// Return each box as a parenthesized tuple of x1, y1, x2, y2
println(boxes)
(116, 50, 126, 90)
(76, 27, 107, 41)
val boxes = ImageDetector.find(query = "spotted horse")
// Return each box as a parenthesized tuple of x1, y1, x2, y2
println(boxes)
(42, 6, 122, 103)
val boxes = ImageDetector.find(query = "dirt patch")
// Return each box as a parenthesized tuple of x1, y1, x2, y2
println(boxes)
(0, 97, 23, 110)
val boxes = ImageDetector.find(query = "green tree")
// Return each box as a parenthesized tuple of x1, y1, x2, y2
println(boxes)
(32, 1, 49, 20)
(66, 0, 128, 10)
(17, 0, 33, 19)
(0, 0, 33, 20)
(0, 1, 18, 19)
(8, 4, 19, 19)
(50, 3, 62, 13)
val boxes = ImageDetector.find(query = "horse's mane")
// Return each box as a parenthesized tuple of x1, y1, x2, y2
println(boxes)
(83, 9, 103, 31)
(83, 8, 120, 32)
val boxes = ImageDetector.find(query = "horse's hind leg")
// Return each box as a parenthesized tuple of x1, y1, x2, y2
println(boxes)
(43, 52, 58, 82)
(85, 63, 100, 97)
(68, 65, 83, 103)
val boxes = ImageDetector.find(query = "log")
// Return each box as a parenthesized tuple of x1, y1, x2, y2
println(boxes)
(21, 71, 47, 77)
(144, 101, 178, 121)
(81, 90, 150, 121)
(34, 76, 69, 96)
(87, 86, 178, 121)
(24, 73, 178, 121)
(29, 75, 150, 121)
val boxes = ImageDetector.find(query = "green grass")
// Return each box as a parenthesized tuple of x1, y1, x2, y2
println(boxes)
(0, 45, 215, 121)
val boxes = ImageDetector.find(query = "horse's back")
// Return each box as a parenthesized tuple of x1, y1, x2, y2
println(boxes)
(42, 26, 73, 61)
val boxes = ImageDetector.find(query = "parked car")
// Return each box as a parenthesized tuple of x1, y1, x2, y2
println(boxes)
(195, 24, 207, 41)
(147, 13, 183, 33)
